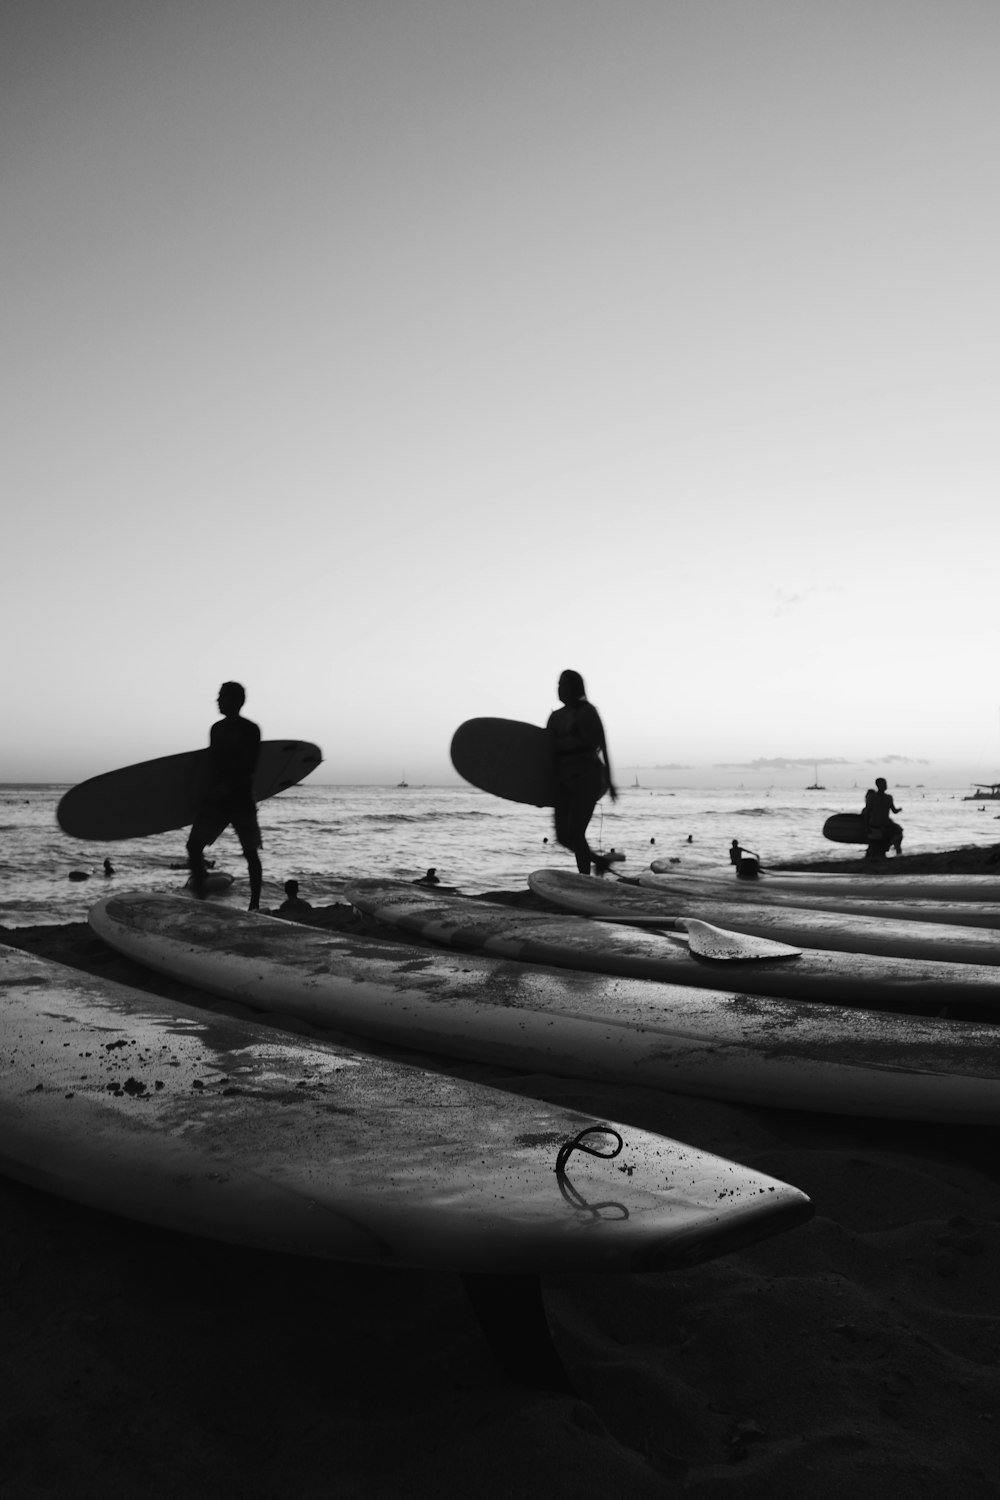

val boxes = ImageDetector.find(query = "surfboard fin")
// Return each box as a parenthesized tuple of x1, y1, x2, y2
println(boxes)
(677, 919, 802, 962)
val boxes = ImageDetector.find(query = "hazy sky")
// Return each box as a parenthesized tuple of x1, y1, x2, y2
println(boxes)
(5, 0, 999, 785)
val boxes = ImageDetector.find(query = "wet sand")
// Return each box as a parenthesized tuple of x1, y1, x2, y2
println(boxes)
(3, 860, 1000, 1497)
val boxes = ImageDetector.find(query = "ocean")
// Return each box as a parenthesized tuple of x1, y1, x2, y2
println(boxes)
(2, 780, 999, 930)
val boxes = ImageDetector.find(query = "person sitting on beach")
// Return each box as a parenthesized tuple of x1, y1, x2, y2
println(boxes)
(187, 682, 263, 910)
(863, 777, 903, 859)
(277, 878, 313, 914)
(547, 669, 617, 876)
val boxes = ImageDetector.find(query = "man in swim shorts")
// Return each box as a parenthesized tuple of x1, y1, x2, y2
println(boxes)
(187, 682, 263, 910)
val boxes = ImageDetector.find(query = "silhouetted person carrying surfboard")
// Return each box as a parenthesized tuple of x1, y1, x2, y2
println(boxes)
(547, 670, 617, 876)
(863, 776, 903, 860)
(187, 682, 263, 910)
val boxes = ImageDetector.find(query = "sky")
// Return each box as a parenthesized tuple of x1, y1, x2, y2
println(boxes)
(4, 0, 1000, 788)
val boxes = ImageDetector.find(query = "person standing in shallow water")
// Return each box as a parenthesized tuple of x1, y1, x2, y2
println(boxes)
(187, 682, 263, 910)
(547, 670, 617, 875)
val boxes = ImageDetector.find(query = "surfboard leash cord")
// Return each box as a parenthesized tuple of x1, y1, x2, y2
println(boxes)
(555, 1125, 623, 1177)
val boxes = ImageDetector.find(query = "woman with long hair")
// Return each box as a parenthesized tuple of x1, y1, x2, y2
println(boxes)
(547, 669, 617, 875)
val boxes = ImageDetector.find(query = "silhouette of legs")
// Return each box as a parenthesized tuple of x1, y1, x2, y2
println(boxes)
(554, 771, 603, 874)
(187, 803, 262, 909)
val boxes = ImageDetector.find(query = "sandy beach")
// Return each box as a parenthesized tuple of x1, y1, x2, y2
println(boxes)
(3, 857, 1000, 1497)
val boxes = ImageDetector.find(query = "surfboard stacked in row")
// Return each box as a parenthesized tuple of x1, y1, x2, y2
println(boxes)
(528, 868, 1000, 967)
(83, 890, 1000, 1126)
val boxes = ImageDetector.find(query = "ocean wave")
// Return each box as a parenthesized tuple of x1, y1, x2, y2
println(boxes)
(358, 810, 491, 825)
(703, 807, 775, 817)
(277, 815, 349, 828)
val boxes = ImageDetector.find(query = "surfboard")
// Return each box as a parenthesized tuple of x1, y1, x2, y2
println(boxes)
(0, 942, 814, 1273)
(57, 741, 323, 840)
(639, 866, 1000, 930)
(823, 813, 874, 844)
(348, 881, 803, 962)
(530, 868, 1000, 967)
(343, 878, 1000, 1011)
(450, 718, 557, 806)
(88, 892, 1000, 1123)
(672, 866, 1000, 903)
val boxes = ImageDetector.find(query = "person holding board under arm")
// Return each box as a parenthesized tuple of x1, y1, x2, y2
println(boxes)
(547, 669, 617, 875)
(863, 776, 903, 860)
(187, 682, 263, 910)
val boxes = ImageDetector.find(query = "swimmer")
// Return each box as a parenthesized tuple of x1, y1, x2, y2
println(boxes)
(414, 868, 441, 886)
(277, 878, 313, 914)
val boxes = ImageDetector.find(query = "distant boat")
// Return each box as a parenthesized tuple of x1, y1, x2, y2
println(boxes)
(397, 773, 409, 788)
(963, 783, 1000, 801)
(805, 764, 825, 790)
(632, 774, 640, 789)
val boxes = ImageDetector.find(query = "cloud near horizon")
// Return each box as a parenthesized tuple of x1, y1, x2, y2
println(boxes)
(711, 755, 931, 771)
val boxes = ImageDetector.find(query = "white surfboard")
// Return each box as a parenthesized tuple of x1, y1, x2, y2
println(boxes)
(648, 861, 1000, 903)
(343, 877, 1000, 1011)
(88, 892, 1000, 1124)
(530, 868, 1000, 967)
(637, 866, 1000, 930)
(0, 943, 813, 1273)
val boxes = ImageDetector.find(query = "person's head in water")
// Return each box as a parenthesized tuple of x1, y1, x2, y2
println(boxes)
(558, 670, 586, 706)
(217, 681, 246, 715)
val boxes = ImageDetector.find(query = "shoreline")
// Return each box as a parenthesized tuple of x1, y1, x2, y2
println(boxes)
(4, 864, 1000, 1495)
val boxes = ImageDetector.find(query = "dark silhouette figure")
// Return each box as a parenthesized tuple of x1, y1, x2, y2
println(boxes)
(103, 859, 115, 876)
(414, 868, 441, 886)
(863, 777, 903, 859)
(729, 840, 761, 878)
(187, 682, 263, 910)
(277, 878, 313, 914)
(547, 670, 617, 875)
